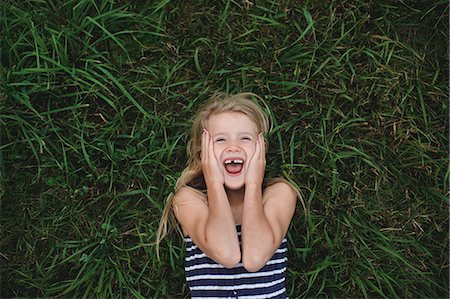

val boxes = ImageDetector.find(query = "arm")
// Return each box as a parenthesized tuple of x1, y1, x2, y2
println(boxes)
(173, 130, 240, 268)
(241, 134, 297, 272)
(241, 182, 297, 272)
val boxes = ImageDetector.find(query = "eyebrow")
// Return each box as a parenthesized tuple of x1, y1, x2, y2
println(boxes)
(213, 131, 256, 136)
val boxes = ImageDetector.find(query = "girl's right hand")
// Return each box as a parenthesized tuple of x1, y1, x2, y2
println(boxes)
(201, 129, 224, 186)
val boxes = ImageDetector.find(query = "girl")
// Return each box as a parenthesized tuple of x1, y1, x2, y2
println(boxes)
(157, 93, 301, 298)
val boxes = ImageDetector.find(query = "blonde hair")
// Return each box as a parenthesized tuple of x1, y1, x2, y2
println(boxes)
(156, 92, 303, 250)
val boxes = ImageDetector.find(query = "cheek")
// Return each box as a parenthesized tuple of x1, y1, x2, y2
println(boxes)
(246, 143, 257, 158)
(213, 145, 223, 160)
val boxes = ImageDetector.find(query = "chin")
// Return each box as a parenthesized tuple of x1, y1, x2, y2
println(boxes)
(224, 181, 245, 191)
(223, 172, 245, 190)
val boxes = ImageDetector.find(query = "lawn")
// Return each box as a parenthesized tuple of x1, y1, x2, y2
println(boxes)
(1, 0, 448, 298)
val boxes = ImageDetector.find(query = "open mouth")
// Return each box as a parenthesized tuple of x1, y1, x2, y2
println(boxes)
(223, 158, 244, 175)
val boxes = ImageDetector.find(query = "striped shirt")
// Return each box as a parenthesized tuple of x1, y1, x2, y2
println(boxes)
(184, 225, 288, 298)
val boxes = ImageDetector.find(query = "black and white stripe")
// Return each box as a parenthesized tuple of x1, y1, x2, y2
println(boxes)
(184, 225, 289, 298)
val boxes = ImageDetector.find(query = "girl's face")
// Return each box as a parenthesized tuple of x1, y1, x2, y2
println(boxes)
(206, 111, 260, 190)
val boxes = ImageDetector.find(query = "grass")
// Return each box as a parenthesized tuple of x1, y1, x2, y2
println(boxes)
(1, 0, 448, 298)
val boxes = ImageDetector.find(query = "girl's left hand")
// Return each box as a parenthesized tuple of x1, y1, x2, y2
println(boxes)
(245, 133, 266, 186)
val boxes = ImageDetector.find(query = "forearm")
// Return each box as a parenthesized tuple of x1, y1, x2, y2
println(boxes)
(204, 182, 240, 266)
(241, 183, 276, 272)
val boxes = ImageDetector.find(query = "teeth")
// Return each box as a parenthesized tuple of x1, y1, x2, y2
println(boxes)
(224, 159, 244, 165)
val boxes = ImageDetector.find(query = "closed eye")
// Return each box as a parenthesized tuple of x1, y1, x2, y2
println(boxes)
(241, 136, 252, 141)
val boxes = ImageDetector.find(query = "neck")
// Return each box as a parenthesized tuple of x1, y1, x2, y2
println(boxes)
(225, 187, 245, 206)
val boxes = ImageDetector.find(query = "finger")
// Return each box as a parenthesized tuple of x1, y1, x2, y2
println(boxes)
(261, 135, 267, 165)
(206, 130, 211, 163)
(206, 130, 212, 156)
(209, 133, 219, 163)
(201, 129, 205, 160)
(255, 133, 262, 160)
(248, 135, 259, 165)
(209, 130, 219, 166)
(256, 133, 264, 164)
(259, 133, 265, 160)
(201, 129, 208, 162)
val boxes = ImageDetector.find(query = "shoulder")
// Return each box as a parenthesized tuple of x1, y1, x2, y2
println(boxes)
(262, 180, 298, 238)
(263, 180, 298, 204)
(173, 186, 207, 206)
(173, 186, 208, 218)
(173, 186, 208, 236)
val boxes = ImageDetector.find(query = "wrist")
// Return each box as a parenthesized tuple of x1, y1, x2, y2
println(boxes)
(206, 180, 225, 192)
(246, 181, 261, 187)
(245, 180, 263, 189)
(204, 174, 224, 187)
(244, 183, 263, 198)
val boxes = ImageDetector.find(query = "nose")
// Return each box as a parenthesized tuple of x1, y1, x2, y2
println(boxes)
(225, 141, 242, 152)
(226, 146, 241, 153)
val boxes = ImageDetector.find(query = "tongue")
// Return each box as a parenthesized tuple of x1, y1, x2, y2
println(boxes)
(225, 163, 243, 174)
